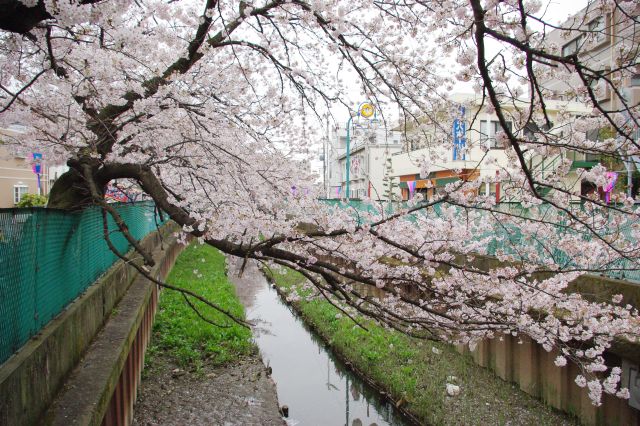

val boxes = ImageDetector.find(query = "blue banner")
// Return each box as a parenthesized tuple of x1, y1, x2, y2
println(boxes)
(452, 107, 466, 161)
(32, 152, 42, 175)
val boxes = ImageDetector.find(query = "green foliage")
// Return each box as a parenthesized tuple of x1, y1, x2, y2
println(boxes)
(16, 193, 47, 207)
(269, 267, 575, 425)
(149, 243, 253, 371)
(598, 126, 616, 141)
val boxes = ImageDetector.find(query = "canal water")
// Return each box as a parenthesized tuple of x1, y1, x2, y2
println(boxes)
(228, 258, 411, 426)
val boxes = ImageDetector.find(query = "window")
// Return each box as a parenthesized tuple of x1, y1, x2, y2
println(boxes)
(523, 121, 554, 141)
(480, 120, 512, 149)
(13, 185, 28, 204)
(630, 74, 640, 87)
(349, 189, 364, 199)
(562, 36, 582, 56)
(588, 17, 605, 43)
(405, 138, 422, 152)
(585, 128, 599, 142)
(486, 183, 498, 197)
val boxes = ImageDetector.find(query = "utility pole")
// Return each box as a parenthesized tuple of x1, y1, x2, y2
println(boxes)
(346, 102, 376, 201)
(323, 114, 329, 199)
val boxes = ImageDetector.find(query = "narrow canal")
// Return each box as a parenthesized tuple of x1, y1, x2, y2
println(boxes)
(228, 258, 411, 426)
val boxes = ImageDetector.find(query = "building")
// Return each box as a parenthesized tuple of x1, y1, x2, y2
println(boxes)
(0, 127, 49, 208)
(325, 124, 403, 200)
(0, 146, 49, 208)
(0, 127, 69, 208)
(390, 6, 640, 203)
(539, 3, 640, 198)
(391, 94, 592, 201)
(541, 3, 640, 111)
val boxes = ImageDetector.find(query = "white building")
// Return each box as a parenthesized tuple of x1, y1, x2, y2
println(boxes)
(539, 4, 640, 198)
(324, 124, 402, 200)
(541, 3, 640, 112)
(391, 93, 592, 201)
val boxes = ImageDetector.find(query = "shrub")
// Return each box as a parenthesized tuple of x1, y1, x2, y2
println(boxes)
(16, 193, 48, 207)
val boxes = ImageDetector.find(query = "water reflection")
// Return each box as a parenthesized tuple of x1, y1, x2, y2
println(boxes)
(229, 260, 410, 426)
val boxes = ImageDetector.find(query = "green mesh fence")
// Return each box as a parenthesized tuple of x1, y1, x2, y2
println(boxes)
(320, 199, 640, 283)
(0, 201, 166, 365)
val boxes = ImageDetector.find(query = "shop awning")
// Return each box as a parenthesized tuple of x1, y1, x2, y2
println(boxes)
(399, 180, 431, 189)
(434, 176, 461, 187)
(399, 176, 463, 189)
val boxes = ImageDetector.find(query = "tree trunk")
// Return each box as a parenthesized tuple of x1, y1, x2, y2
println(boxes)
(47, 167, 101, 210)
(0, 0, 51, 34)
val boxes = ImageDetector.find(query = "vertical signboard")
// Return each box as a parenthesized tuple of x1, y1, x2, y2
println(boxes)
(453, 106, 466, 161)
(32, 152, 43, 194)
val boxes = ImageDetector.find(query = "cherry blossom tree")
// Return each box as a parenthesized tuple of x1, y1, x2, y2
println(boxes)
(1, 0, 639, 405)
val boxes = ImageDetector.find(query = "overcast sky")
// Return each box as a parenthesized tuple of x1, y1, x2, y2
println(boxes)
(545, 0, 589, 24)
(330, 1, 590, 122)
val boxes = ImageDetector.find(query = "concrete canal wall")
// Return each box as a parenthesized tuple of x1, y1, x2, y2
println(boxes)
(458, 334, 638, 425)
(455, 254, 640, 426)
(352, 252, 640, 424)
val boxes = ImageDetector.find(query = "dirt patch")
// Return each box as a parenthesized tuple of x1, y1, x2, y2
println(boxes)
(133, 353, 285, 426)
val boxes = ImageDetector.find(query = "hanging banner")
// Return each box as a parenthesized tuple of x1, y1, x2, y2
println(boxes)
(604, 171, 618, 203)
(350, 155, 362, 177)
(32, 153, 42, 174)
(407, 180, 417, 198)
(452, 106, 466, 161)
(32, 152, 43, 193)
(105, 183, 131, 202)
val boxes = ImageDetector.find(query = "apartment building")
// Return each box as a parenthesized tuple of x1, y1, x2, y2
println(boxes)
(539, 3, 640, 198)
(391, 94, 592, 201)
(393, 4, 640, 203)
(0, 126, 72, 208)
(542, 3, 640, 111)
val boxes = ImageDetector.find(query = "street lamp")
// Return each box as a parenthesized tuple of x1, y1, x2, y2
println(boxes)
(345, 101, 376, 201)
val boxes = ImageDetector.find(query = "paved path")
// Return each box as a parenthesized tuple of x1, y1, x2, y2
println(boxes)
(133, 353, 285, 426)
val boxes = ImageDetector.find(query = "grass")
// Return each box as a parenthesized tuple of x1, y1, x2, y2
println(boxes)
(269, 267, 576, 425)
(145, 242, 254, 372)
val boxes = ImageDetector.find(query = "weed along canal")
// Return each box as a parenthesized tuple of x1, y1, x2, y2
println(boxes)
(228, 258, 411, 426)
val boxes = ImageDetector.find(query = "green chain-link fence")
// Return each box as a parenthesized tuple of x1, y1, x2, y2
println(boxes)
(0, 201, 166, 365)
(320, 199, 640, 282)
